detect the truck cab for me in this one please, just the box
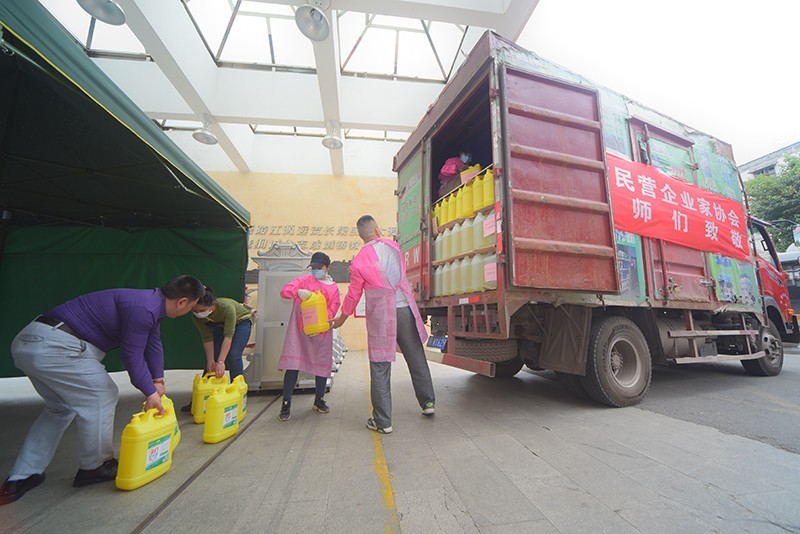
[751,217,800,344]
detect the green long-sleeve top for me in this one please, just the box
[191,297,254,343]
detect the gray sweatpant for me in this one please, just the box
[370,306,435,429]
[10,321,117,476]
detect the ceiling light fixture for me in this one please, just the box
[192,118,218,145]
[77,0,126,26]
[322,120,343,150]
[295,0,331,42]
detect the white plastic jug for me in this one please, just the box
[434,233,443,261]
[469,255,484,292]
[482,211,496,249]
[442,227,453,260]
[461,218,474,255]
[483,253,498,290]
[441,262,452,296]
[433,266,442,297]
[451,222,463,257]
[460,257,472,294]
[452,258,463,294]
[472,212,486,252]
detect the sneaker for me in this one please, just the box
[180,403,192,413]
[366,418,392,434]
[73,459,118,487]
[312,398,330,414]
[278,400,291,421]
[422,401,435,416]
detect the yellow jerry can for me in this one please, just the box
[116,403,177,491]
[232,374,248,423]
[482,168,495,209]
[160,396,181,452]
[301,290,329,336]
[203,385,241,444]
[191,372,230,424]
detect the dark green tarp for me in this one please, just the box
[0,1,251,377]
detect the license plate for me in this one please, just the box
[426,336,447,350]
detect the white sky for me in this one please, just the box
[517,0,799,165]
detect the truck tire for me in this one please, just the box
[580,316,652,407]
[450,337,518,362]
[741,321,784,376]
[493,358,524,378]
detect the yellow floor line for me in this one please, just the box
[362,355,400,533]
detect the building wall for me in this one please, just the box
[208,171,398,350]
[738,141,800,182]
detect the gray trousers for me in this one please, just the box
[370,307,435,428]
[10,321,117,476]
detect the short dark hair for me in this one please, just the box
[196,285,217,307]
[161,275,205,301]
[356,215,377,240]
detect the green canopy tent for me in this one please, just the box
[0,1,251,377]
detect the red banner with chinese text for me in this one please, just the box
[607,153,749,261]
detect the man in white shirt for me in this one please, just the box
[332,216,435,433]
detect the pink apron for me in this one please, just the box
[277,274,341,376]
[341,238,428,362]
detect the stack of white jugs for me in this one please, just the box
[432,169,498,296]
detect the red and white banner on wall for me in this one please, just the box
[607,153,749,261]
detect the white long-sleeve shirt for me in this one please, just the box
[369,240,409,308]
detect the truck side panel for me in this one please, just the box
[397,149,425,296]
[500,66,619,292]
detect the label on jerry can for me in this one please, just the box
[146,435,171,471]
[223,405,238,429]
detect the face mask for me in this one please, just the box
[460,154,471,164]
[311,269,326,279]
[193,309,212,319]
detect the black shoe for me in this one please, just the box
[73,459,118,487]
[278,400,291,421]
[0,474,46,505]
[180,402,192,413]
[313,397,330,414]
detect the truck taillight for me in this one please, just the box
[789,308,795,316]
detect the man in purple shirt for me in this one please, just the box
[0,275,204,505]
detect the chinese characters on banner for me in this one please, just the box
[607,153,749,261]
[247,225,398,254]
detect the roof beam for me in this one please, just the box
[309,7,344,175]
[117,0,250,172]
[264,0,534,36]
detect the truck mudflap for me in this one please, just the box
[424,348,495,377]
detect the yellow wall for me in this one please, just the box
[209,171,398,349]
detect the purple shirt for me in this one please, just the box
[47,288,167,397]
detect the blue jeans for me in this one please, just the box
[212,320,252,380]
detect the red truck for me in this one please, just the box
[394,32,798,407]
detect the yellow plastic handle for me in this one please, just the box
[145,405,172,419]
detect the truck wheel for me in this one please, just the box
[556,372,589,399]
[580,316,652,407]
[741,321,784,376]
[493,358,523,378]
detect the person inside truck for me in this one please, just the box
[331,215,435,434]
[438,150,472,197]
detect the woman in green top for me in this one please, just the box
[190,286,254,380]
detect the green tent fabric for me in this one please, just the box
[0,1,252,377]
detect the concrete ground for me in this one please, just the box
[1,351,799,533]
